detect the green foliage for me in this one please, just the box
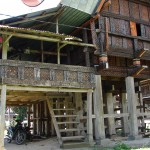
[12,106,27,121]
[113,143,131,150]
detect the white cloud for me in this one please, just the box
[0,0,61,20]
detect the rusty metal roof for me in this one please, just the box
[0,25,82,41]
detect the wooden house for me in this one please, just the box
[0,0,149,149]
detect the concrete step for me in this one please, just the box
[61,141,90,149]
[62,135,85,141]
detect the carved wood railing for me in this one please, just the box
[0,60,96,89]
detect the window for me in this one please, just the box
[130,21,141,36]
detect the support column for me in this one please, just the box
[125,77,139,139]
[93,75,105,144]
[0,85,7,150]
[106,93,116,136]
[87,89,93,144]
[121,93,129,136]
[75,93,82,109]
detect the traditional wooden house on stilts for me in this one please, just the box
[0,0,150,149]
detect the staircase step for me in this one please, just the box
[60,128,86,132]
[54,115,78,118]
[62,136,85,141]
[53,109,75,111]
[57,121,79,125]
[61,142,90,149]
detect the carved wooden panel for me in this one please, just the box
[140,5,149,22]
[7,66,18,79]
[129,2,140,19]
[112,36,123,48]
[111,0,119,14]
[119,0,129,17]
[145,25,150,38]
[40,68,49,80]
[0,60,95,89]
[110,18,130,35]
[24,67,34,80]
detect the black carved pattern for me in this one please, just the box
[69,71,77,82]
[40,68,49,80]
[55,70,64,81]
[24,67,34,79]
[7,66,18,78]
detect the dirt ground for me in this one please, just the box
[4,137,150,150]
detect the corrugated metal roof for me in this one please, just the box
[0,5,91,35]
[0,25,82,41]
[61,0,100,14]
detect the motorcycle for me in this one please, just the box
[6,120,32,145]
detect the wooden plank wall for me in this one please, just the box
[99,0,150,60]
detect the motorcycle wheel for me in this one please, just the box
[6,137,12,143]
[15,131,26,145]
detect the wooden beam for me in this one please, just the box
[25,49,67,56]
[101,0,111,11]
[0,31,96,48]
[104,17,109,52]
[96,0,106,14]
[136,48,149,58]
[5,85,91,93]
[3,35,12,44]
[133,66,148,77]
[46,98,62,146]
[2,35,9,60]
[71,0,111,36]
[6,12,58,26]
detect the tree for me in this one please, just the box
[12,106,27,121]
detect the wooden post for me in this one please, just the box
[121,93,129,136]
[75,93,82,109]
[2,35,9,60]
[0,85,7,150]
[125,77,139,139]
[44,100,48,135]
[27,105,31,128]
[87,89,93,144]
[41,41,44,62]
[57,43,60,64]
[106,93,116,136]
[83,29,90,67]
[93,75,105,144]
[56,17,59,34]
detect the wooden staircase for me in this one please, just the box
[46,98,87,148]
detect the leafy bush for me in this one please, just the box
[113,143,131,150]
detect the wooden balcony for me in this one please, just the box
[0,60,95,89]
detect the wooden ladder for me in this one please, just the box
[46,98,86,147]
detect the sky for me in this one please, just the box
[0,0,61,20]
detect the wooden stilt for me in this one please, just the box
[125,77,139,139]
[0,85,7,150]
[93,75,105,143]
[106,93,116,136]
[121,93,129,136]
[87,89,93,144]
